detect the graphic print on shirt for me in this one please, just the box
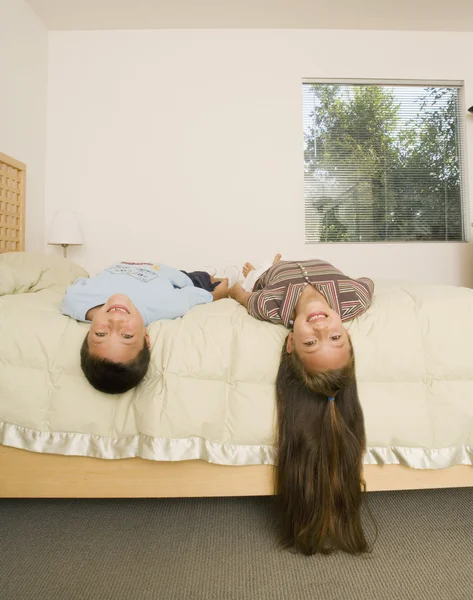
[105,263,160,283]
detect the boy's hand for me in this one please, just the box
[211,278,230,301]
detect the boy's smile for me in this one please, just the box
[86,294,150,363]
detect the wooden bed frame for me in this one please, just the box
[1,445,473,498]
[1,152,472,498]
[0,153,26,253]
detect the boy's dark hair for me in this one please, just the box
[80,333,151,394]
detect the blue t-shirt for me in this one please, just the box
[61,262,212,326]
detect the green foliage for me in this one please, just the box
[304,84,463,242]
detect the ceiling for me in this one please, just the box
[25,0,473,31]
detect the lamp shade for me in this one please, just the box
[48,211,83,246]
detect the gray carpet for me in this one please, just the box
[1,488,472,600]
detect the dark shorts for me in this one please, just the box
[181,271,219,292]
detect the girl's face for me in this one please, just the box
[287,297,351,374]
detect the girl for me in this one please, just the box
[230,255,374,555]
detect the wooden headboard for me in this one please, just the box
[0,153,26,253]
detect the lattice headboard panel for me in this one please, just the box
[0,153,26,253]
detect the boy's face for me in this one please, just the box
[87,294,150,363]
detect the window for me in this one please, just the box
[303,80,467,243]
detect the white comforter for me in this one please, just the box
[1,252,472,469]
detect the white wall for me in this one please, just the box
[1,0,48,251]
[46,30,473,284]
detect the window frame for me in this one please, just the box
[302,78,470,244]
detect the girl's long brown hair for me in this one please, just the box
[275,339,371,555]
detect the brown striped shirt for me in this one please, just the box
[247,260,374,328]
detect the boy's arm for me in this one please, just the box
[60,280,90,322]
[150,287,211,321]
[211,279,230,301]
[163,279,231,319]
[159,265,194,289]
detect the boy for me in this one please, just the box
[62,261,231,394]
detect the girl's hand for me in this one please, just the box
[229,282,243,300]
[229,283,251,309]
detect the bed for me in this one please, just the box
[1,250,473,497]
[1,155,473,498]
